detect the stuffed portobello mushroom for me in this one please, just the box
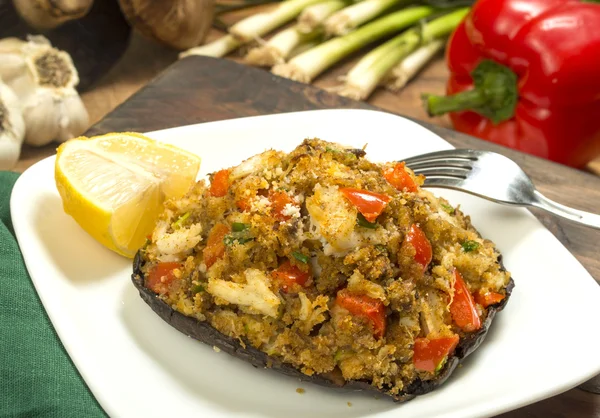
[131,138,514,401]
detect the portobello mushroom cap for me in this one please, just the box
[131,251,514,401]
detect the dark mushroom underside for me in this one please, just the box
[131,251,514,402]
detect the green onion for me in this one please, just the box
[292,251,310,263]
[180,0,328,59]
[440,203,454,214]
[179,34,242,59]
[229,0,329,42]
[224,224,254,245]
[232,222,250,232]
[382,38,445,92]
[288,38,322,58]
[324,0,412,36]
[357,213,378,229]
[375,244,387,252]
[214,0,286,15]
[435,356,447,373]
[334,349,350,362]
[245,25,323,68]
[224,235,255,246]
[339,7,469,100]
[461,240,479,252]
[297,0,351,33]
[326,146,357,164]
[191,284,205,294]
[272,5,435,83]
[172,212,190,230]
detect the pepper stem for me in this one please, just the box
[424,89,486,116]
[422,59,518,124]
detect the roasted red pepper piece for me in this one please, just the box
[146,262,181,294]
[236,198,252,212]
[269,190,296,221]
[405,224,432,271]
[384,162,418,193]
[413,335,460,372]
[271,260,310,293]
[475,290,505,308]
[450,269,481,332]
[424,0,600,168]
[336,289,386,338]
[209,169,230,197]
[203,223,230,268]
[339,187,391,223]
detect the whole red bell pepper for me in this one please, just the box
[423,0,600,168]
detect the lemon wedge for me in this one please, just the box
[54,132,201,258]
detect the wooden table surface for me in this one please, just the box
[10,12,600,417]
[12,17,600,176]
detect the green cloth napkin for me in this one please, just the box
[0,171,106,418]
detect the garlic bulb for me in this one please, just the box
[0,35,89,147]
[0,80,25,170]
[118,0,215,50]
[12,0,94,30]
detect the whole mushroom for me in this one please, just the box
[12,0,94,30]
[118,0,216,50]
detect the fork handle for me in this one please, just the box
[531,190,600,230]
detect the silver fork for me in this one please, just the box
[402,149,600,230]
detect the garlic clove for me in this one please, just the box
[19,85,89,147]
[0,81,25,170]
[12,0,94,30]
[0,38,28,83]
[55,94,89,142]
[0,132,23,170]
[0,35,89,147]
[20,89,61,147]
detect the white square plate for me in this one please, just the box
[11,109,600,418]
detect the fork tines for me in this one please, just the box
[402,149,483,180]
